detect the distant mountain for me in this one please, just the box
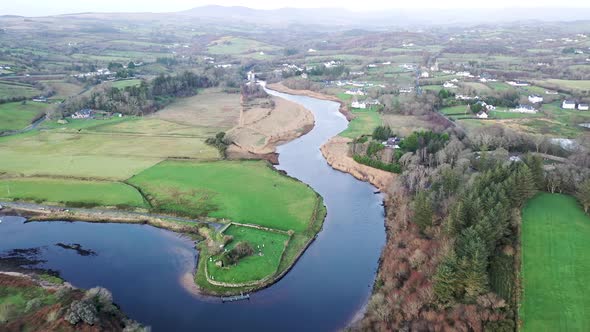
[179,6,590,27]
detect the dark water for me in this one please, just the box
[0,88,385,331]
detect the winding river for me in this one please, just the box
[0,88,385,331]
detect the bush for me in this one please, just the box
[372,126,394,141]
[65,300,98,326]
[221,241,254,266]
[353,155,402,173]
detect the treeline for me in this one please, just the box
[58,72,211,117]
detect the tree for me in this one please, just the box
[413,191,433,232]
[434,253,459,305]
[576,178,590,213]
[524,154,545,190]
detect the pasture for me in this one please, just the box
[0,102,50,132]
[129,160,319,232]
[207,36,280,55]
[0,177,146,207]
[340,106,382,138]
[111,79,142,89]
[0,81,42,99]
[206,225,289,283]
[536,79,590,92]
[520,194,590,332]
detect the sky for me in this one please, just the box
[2,0,590,16]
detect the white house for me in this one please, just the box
[511,105,537,114]
[545,90,559,95]
[443,82,457,88]
[351,100,366,109]
[308,48,317,53]
[399,88,414,93]
[247,71,256,82]
[456,71,473,77]
[578,103,589,111]
[506,81,530,87]
[476,111,489,119]
[562,100,577,110]
[345,89,366,96]
[421,71,430,78]
[528,95,544,104]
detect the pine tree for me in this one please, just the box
[461,249,489,301]
[413,191,433,232]
[524,154,545,190]
[434,253,459,305]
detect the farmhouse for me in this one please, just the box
[456,71,473,77]
[32,96,48,103]
[507,81,530,87]
[399,87,414,94]
[528,95,544,103]
[511,105,537,114]
[351,100,366,109]
[562,100,577,109]
[383,136,401,148]
[578,103,589,111]
[71,109,94,119]
[345,89,366,96]
[476,111,489,119]
[545,90,559,95]
[420,71,430,78]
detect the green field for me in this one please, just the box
[537,79,590,91]
[340,106,382,138]
[520,193,590,331]
[207,37,280,55]
[0,81,42,99]
[129,160,319,231]
[440,105,470,116]
[489,110,542,119]
[0,177,146,207]
[206,225,289,283]
[0,102,50,132]
[111,79,142,89]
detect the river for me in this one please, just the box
[0,87,385,331]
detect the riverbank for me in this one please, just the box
[268,82,395,192]
[0,271,147,331]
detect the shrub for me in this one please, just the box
[221,241,254,266]
[25,298,43,313]
[372,126,394,141]
[353,155,402,173]
[65,300,98,326]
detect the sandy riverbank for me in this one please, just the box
[227,95,315,158]
[267,82,394,192]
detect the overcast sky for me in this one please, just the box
[2,0,590,16]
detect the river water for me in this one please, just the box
[0,88,385,331]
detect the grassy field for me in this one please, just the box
[207,36,280,55]
[489,110,542,119]
[0,81,42,99]
[0,102,50,132]
[536,79,590,92]
[440,105,470,116]
[0,177,146,207]
[129,160,319,231]
[520,193,590,332]
[111,79,142,89]
[340,106,382,138]
[0,114,220,180]
[206,225,289,283]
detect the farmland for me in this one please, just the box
[0,81,42,99]
[520,194,590,332]
[0,102,51,132]
[339,106,382,138]
[0,177,146,208]
[129,160,320,232]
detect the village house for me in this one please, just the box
[71,109,94,119]
[247,71,256,82]
[443,82,457,88]
[32,96,48,103]
[300,73,308,79]
[420,71,430,78]
[307,48,317,53]
[562,100,577,110]
[324,60,341,68]
[545,90,559,95]
[476,111,489,119]
[399,87,414,94]
[506,81,530,87]
[345,89,366,96]
[456,71,473,77]
[351,100,366,109]
[455,94,479,101]
[528,95,544,104]
[476,101,496,111]
[383,136,401,148]
[578,103,589,111]
[511,105,537,114]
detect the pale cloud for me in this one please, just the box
[2,0,590,16]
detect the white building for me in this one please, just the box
[578,103,589,111]
[351,100,366,109]
[443,82,457,88]
[456,71,473,77]
[506,81,530,87]
[562,100,577,110]
[345,89,366,96]
[308,48,317,53]
[511,105,537,114]
[528,95,544,104]
[545,90,559,95]
[476,111,489,119]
